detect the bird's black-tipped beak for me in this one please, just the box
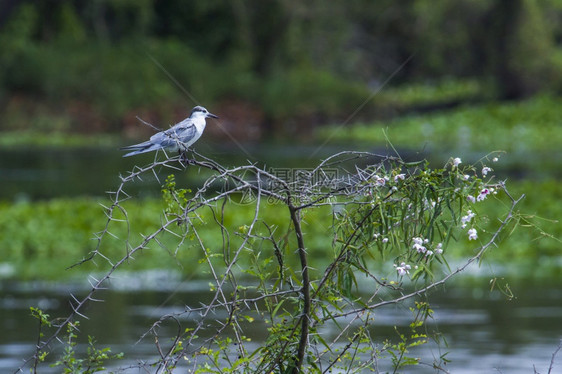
[208,113,219,119]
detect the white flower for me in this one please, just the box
[394,173,406,182]
[435,243,443,254]
[477,188,490,202]
[413,238,424,248]
[412,237,427,253]
[413,244,426,253]
[382,237,389,244]
[395,262,411,276]
[374,176,386,187]
[463,174,471,181]
[482,167,492,177]
[461,210,476,228]
[492,157,499,162]
[467,195,476,203]
[426,250,433,256]
[453,157,462,167]
[468,228,478,240]
[373,233,380,239]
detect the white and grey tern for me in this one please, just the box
[121,106,218,157]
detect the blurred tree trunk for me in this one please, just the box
[491,0,556,99]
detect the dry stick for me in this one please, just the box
[68,158,176,269]
[262,203,311,373]
[139,288,300,338]
[154,316,182,373]
[136,288,301,368]
[547,339,562,374]
[265,159,404,373]
[262,222,287,288]
[288,204,311,374]
[19,157,192,372]
[319,311,368,373]
[17,154,281,373]
[168,174,265,369]
[16,216,183,373]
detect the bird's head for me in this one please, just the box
[190,106,219,119]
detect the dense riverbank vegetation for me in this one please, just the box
[319,95,562,153]
[2,1,562,141]
[1,178,559,280]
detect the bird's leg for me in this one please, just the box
[179,149,188,165]
[178,147,193,166]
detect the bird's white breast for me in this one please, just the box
[193,117,207,134]
[185,117,206,147]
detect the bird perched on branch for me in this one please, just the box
[121,106,218,157]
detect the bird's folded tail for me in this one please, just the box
[120,141,159,157]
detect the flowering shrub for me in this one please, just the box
[20,151,523,373]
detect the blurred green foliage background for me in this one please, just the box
[1,0,561,139]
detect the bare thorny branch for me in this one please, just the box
[18,150,528,373]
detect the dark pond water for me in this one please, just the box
[0,143,350,200]
[1,272,561,373]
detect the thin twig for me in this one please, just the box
[547,339,562,374]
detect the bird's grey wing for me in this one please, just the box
[156,123,197,146]
[121,120,196,156]
[148,130,176,149]
[174,124,198,143]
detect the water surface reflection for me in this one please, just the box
[1,273,560,373]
